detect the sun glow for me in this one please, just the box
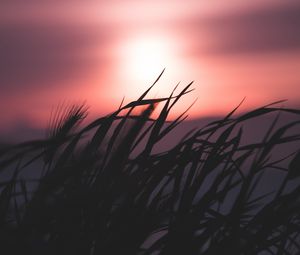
[118,35,180,96]
[112,34,201,118]
[126,37,170,80]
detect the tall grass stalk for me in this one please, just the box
[0,74,299,254]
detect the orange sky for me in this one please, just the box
[1,0,300,133]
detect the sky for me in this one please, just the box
[1,0,300,136]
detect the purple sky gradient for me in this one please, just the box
[1,0,300,138]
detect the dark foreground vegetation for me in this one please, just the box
[0,75,300,254]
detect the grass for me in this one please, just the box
[0,72,300,254]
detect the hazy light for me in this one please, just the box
[121,36,172,81]
[115,34,187,98]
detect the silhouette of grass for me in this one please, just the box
[0,72,299,254]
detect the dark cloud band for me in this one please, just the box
[191,3,300,55]
[0,23,109,92]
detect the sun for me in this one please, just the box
[114,34,196,115]
[127,37,170,81]
[118,35,176,92]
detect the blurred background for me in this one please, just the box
[1,0,300,141]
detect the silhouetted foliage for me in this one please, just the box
[0,72,299,254]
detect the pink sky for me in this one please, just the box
[1,0,300,133]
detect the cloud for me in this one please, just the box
[0,22,110,93]
[188,2,300,55]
